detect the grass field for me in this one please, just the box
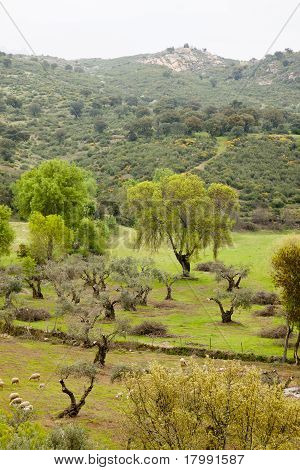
[1,223,297,359]
[0,336,299,448]
[0,222,299,447]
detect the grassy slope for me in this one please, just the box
[0,336,299,449]
[3,222,298,359]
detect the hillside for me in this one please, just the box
[0,47,299,225]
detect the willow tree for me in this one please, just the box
[207,183,239,260]
[127,173,212,277]
[272,236,300,363]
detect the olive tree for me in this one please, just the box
[57,362,97,418]
[69,304,129,366]
[111,257,156,306]
[214,264,249,292]
[155,270,179,300]
[21,256,44,299]
[209,288,253,323]
[44,259,83,305]
[77,254,111,296]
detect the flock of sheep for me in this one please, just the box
[0,373,45,412]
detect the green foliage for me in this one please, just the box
[47,424,90,450]
[29,212,72,263]
[0,204,14,257]
[127,173,236,275]
[124,360,300,449]
[272,236,300,324]
[75,218,109,255]
[13,159,96,228]
[201,135,299,219]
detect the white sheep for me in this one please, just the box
[11,377,20,385]
[24,405,33,412]
[0,380,4,390]
[29,373,40,381]
[19,401,31,409]
[115,392,123,399]
[38,383,45,389]
[9,392,19,402]
[180,357,187,368]
[10,397,23,406]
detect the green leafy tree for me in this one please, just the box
[272,236,300,363]
[127,173,212,277]
[0,204,14,257]
[94,118,107,133]
[29,212,73,263]
[13,159,95,228]
[69,100,84,118]
[75,218,109,255]
[28,102,41,117]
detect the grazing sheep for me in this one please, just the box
[9,392,19,402]
[19,401,31,409]
[24,405,33,412]
[0,380,4,389]
[115,392,123,399]
[10,397,22,406]
[180,358,187,368]
[11,377,20,385]
[29,373,40,381]
[38,383,45,389]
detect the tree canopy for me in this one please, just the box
[0,204,14,257]
[127,173,237,276]
[13,159,96,228]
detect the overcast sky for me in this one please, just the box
[0,0,299,60]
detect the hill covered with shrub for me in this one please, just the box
[0,47,299,225]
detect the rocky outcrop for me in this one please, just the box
[137,47,230,73]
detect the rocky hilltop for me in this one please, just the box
[136,46,233,72]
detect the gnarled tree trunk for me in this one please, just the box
[210,297,234,323]
[93,336,109,367]
[175,252,191,278]
[165,285,173,300]
[294,330,300,365]
[282,323,293,363]
[57,377,94,418]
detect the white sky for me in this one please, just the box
[0,0,299,60]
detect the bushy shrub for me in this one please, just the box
[15,307,50,322]
[16,244,29,258]
[252,291,279,305]
[47,424,90,450]
[131,321,168,337]
[195,261,224,272]
[254,305,276,317]
[260,325,288,339]
[111,364,148,383]
[124,360,300,449]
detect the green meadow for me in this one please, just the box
[3,222,297,359]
